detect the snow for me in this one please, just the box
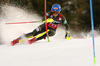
[0,38,100,66]
[0,5,100,66]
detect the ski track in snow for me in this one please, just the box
[0,5,100,66]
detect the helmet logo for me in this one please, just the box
[54,7,58,10]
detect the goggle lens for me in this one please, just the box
[52,11,59,14]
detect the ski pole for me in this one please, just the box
[5,18,53,24]
[5,21,42,24]
[73,37,87,39]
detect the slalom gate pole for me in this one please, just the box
[90,0,96,65]
[44,0,50,42]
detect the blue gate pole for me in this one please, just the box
[90,0,96,65]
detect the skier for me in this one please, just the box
[11,4,71,46]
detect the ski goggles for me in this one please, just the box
[52,11,59,14]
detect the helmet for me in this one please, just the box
[51,4,61,12]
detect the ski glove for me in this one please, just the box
[43,18,53,23]
[65,31,71,40]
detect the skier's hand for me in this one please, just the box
[43,18,53,23]
[65,31,71,40]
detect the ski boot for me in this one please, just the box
[11,38,19,46]
[28,37,37,44]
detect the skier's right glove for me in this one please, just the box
[65,31,71,40]
[43,18,53,23]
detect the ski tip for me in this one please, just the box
[28,40,32,45]
[11,41,14,46]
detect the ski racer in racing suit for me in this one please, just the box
[11,4,71,46]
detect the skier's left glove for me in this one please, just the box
[65,31,71,40]
[43,18,53,23]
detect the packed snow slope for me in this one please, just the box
[0,5,100,66]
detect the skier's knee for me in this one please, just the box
[48,30,55,36]
[35,27,42,32]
